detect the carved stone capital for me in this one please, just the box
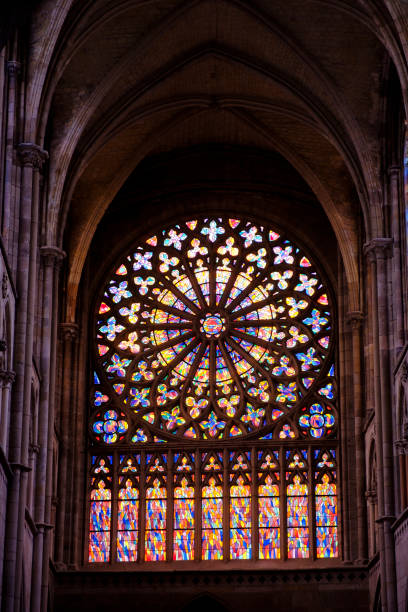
[388,165,401,179]
[346,311,365,329]
[17,143,49,170]
[363,238,393,261]
[0,369,15,387]
[29,444,40,456]
[7,61,21,78]
[59,322,79,341]
[40,246,66,268]
[395,440,408,455]
[365,489,377,502]
[376,515,396,524]
[35,522,54,531]
[10,462,32,473]
[54,562,67,572]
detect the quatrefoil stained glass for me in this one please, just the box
[93,217,335,442]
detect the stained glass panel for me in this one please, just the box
[287,475,309,559]
[258,475,280,559]
[174,477,195,560]
[145,478,166,561]
[92,217,334,444]
[117,478,138,562]
[315,473,338,558]
[89,216,339,565]
[89,483,111,562]
[202,477,223,560]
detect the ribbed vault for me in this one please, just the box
[25,0,406,319]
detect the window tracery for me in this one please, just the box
[88,216,338,564]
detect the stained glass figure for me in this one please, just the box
[202,476,223,560]
[145,453,167,561]
[315,449,338,558]
[174,477,195,561]
[286,450,309,559]
[229,452,251,559]
[258,449,281,559]
[89,456,112,562]
[117,478,139,561]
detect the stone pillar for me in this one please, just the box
[388,166,405,355]
[346,310,367,562]
[2,143,48,612]
[395,441,408,511]
[365,238,397,612]
[31,246,65,612]
[41,252,64,610]
[365,489,378,557]
[2,61,21,261]
[55,323,78,567]
[0,369,16,451]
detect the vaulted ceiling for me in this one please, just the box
[28,0,407,317]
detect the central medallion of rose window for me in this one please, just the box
[200,313,226,338]
[93,217,334,443]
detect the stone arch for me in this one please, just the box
[180,594,230,612]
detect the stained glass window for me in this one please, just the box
[88,216,338,563]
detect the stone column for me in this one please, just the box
[365,489,378,557]
[395,440,408,511]
[2,61,21,261]
[0,369,16,451]
[346,310,367,562]
[42,253,64,610]
[31,246,65,612]
[54,323,78,567]
[3,143,48,612]
[388,166,405,355]
[365,239,396,612]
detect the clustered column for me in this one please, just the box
[346,310,367,562]
[55,323,79,568]
[3,143,48,612]
[364,238,396,612]
[31,246,65,612]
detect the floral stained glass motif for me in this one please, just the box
[92,217,333,443]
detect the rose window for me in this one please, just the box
[92,217,335,442]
